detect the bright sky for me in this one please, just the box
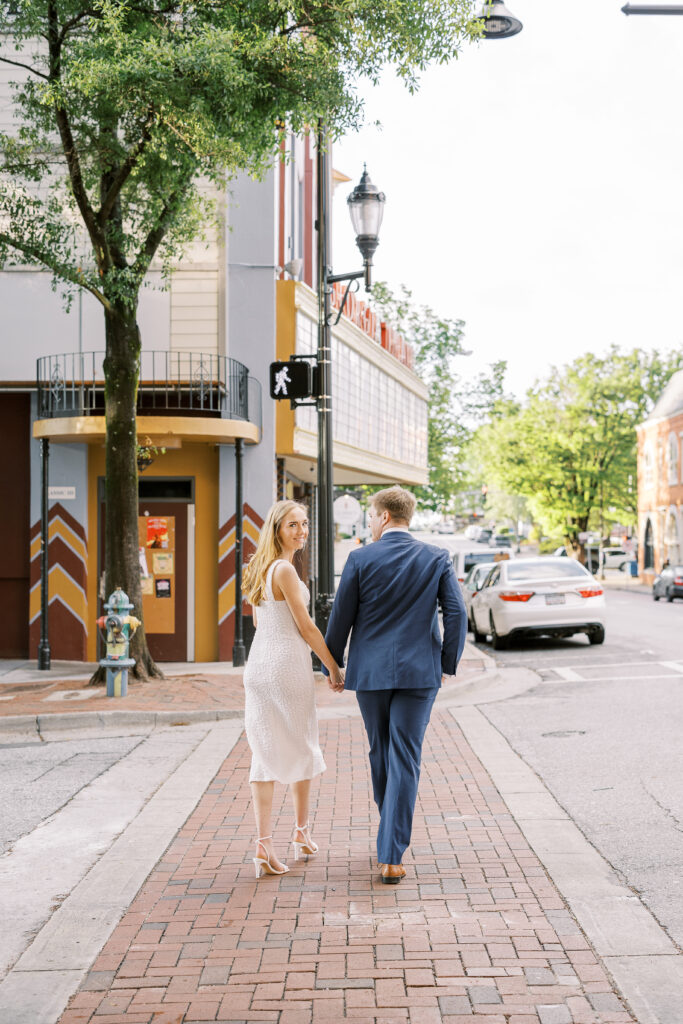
[332,0,683,398]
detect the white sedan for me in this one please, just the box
[470,557,606,649]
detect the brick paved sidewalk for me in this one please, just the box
[57,708,632,1024]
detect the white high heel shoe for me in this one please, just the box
[253,836,289,878]
[292,822,319,861]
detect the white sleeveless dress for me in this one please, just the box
[243,559,326,784]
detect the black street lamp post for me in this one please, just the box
[314,124,385,636]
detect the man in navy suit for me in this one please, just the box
[325,486,467,883]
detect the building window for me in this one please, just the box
[643,519,655,570]
[668,433,679,487]
[294,309,428,467]
[664,510,680,566]
[643,445,654,489]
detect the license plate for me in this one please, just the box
[545,593,566,605]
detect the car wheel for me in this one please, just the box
[470,614,487,644]
[653,589,660,601]
[619,562,629,572]
[666,588,674,603]
[489,613,508,650]
[588,625,605,645]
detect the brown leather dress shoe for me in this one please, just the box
[380,863,406,884]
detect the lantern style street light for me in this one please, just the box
[477,0,523,38]
[347,167,386,289]
[315,130,385,638]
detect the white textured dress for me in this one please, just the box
[243,559,326,784]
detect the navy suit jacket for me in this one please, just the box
[324,531,467,691]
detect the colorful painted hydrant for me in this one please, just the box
[96,588,141,698]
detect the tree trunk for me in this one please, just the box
[89,304,163,683]
[566,515,590,566]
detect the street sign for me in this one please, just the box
[269,360,313,400]
[333,494,362,527]
[48,486,76,500]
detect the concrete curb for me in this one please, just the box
[0,707,241,740]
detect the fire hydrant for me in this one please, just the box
[96,587,141,698]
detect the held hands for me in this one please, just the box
[328,665,345,693]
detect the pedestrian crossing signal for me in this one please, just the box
[269,360,313,400]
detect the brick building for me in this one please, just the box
[637,369,683,578]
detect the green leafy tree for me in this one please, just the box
[370,283,506,511]
[472,347,683,562]
[0,0,481,676]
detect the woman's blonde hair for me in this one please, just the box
[242,500,308,606]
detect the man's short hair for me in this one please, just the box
[371,486,417,524]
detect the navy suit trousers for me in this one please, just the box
[356,687,439,865]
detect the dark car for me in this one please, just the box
[489,533,512,548]
[476,528,493,544]
[653,565,683,602]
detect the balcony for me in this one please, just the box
[34,351,262,446]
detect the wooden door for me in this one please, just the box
[137,503,187,661]
[0,395,30,657]
[99,500,188,662]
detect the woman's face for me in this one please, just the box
[278,506,308,553]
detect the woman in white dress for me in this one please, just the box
[242,500,344,878]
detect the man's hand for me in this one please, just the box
[442,673,456,685]
[328,666,345,693]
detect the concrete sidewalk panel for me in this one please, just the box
[15,720,242,976]
[604,953,683,1024]
[0,970,83,1024]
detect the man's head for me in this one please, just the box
[368,486,417,541]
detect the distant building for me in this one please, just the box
[636,370,683,577]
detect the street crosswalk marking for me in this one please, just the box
[554,666,583,681]
[659,661,683,675]
[550,661,683,683]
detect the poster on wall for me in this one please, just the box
[155,578,172,599]
[141,576,154,596]
[139,547,149,577]
[153,552,174,575]
[146,517,169,548]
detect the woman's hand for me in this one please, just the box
[328,664,345,692]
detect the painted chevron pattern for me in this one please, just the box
[29,503,88,661]
[218,503,263,661]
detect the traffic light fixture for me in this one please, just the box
[269,358,317,406]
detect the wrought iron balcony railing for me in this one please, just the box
[37,350,262,429]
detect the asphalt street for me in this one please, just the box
[470,586,683,951]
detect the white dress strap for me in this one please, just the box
[265,559,285,601]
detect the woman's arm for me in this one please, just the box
[273,562,344,687]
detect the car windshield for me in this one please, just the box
[506,560,590,580]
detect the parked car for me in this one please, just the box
[452,548,511,584]
[470,556,606,649]
[477,528,493,544]
[489,533,512,548]
[461,561,496,630]
[652,565,683,602]
[601,547,632,571]
[551,546,599,574]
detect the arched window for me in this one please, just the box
[668,433,679,487]
[643,445,654,488]
[665,511,680,566]
[643,519,655,570]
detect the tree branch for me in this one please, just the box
[46,1,107,268]
[0,56,49,81]
[0,231,111,311]
[133,185,188,279]
[98,111,155,225]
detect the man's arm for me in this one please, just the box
[438,552,467,675]
[323,552,360,675]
